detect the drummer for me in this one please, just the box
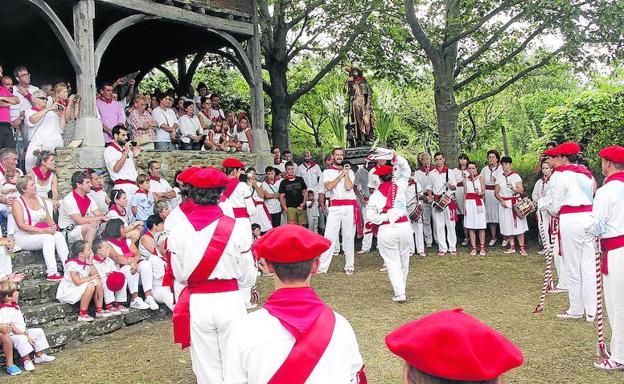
[406,171,426,257]
[494,156,528,255]
[426,152,458,256]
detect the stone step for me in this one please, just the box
[23,302,75,326]
[11,249,42,268]
[18,279,59,304]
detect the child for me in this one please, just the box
[306,190,319,233]
[56,241,105,322]
[0,281,55,372]
[92,239,127,316]
[0,321,20,375]
[251,223,262,243]
[138,215,174,311]
[130,174,154,225]
[251,223,272,278]
[86,168,109,213]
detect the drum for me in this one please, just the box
[513,197,536,218]
[409,204,423,222]
[432,194,452,211]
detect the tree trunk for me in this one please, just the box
[433,77,459,162]
[268,62,292,150]
[501,124,510,156]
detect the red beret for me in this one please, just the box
[544,141,580,157]
[385,308,524,381]
[374,165,393,176]
[106,271,126,292]
[187,167,231,188]
[176,166,202,184]
[222,158,246,169]
[599,145,624,164]
[252,224,331,263]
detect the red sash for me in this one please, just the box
[172,215,236,349]
[107,237,133,256]
[485,185,496,191]
[434,194,458,222]
[254,200,272,222]
[330,199,363,237]
[220,178,239,202]
[600,235,624,275]
[114,179,138,187]
[560,205,592,215]
[72,190,92,217]
[233,207,250,218]
[465,192,483,206]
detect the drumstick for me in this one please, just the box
[533,212,554,314]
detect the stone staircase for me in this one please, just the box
[1,250,170,362]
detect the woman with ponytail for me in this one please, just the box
[28,150,59,211]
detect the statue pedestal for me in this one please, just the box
[344,146,373,166]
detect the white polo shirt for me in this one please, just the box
[58,191,99,229]
[103,143,138,184]
[151,106,178,143]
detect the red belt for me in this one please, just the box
[254,201,271,222]
[232,207,250,218]
[330,199,363,237]
[485,185,496,191]
[380,216,408,226]
[560,205,592,215]
[173,279,239,349]
[114,179,138,186]
[502,196,518,226]
[600,234,624,275]
[465,192,483,206]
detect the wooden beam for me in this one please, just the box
[25,0,82,74]
[95,14,157,74]
[97,0,254,36]
[206,28,254,82]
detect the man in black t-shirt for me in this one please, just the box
[278,161,308,227]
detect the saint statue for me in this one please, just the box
[346,66,374,147]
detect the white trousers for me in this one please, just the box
[190,290,246,384]
[361,226,373,252]
[152,285,175,311]
[14,232,69,275]
[422,203,433,246]
[12,328,49,357]
[410,221,425,254]
[116,264,140,302]
[432,207,457,253]
[237,250,257,306]
[102,275,126,305]
[378,222,413,297]
[319,205,355,272]
[559,212,597,317]
[604,247,624,364]
[138,260,154,292]
[543,214,568,290]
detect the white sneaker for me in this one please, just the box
[77,314,94,322]
[23,360,35,372]
[34,354,56,364]
[130,297,150,310]
[488,239,497,246]
[586,314,596,323]
[144,296,159,311]
[502,239,509,247]
[96,310,113,318]
[392,295,407,303]
[357,249,369,254]
[461,239,469,246]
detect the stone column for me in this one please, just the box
[73,0,104,147]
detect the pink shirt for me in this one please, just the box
[0,87,12,123]
[96,97,126,143]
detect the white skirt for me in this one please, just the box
[484,189,499,223]
[56,280,91,304]
[455,187,465,215]
[464,199,486,229]
[498,204,528,236]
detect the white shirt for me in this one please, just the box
[366,179,409,224]
[178,115,201,143]
[10,84,39,121]
[453,168,469,187]
[149,177,174,198]
[548,169,594,215]
[88,189,109,213]
[224,308,363,384]
[496,172,522,198]
[58,191,99,229]
[0,306,27,333]
[272,160,287,174]
[152,106,178,143]
[24,108,63,146]
[480,164,505,189]
[227,182,257,216]
[103,144,138,183]
[296,162,322,193]
[261,179,282,214]
[592,176,624,238]
[414,167,433,193]
[322,168,356,200]
[428,167,457,196]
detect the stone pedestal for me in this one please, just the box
[73,117,104,147]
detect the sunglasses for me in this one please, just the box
[36,97,47,100]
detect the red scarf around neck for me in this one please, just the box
[72,189,91,217]
[65,257,89,269]
[109,203,126,217]
[109,142,124,153]
[185,205,224,231]
[378,181,395,213]
[435,166,449,174]
[91,186,103,192]
[263,287,328,342]
[604,171,624,185]
[149,175,161,182]
[0,303,20,310]
[32,166,52,181]
[303,160,316,169]
[420,165,434,173]
[555,164,593,179]
[99,96,113,104]
[107,237,132,256]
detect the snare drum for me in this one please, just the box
[433,194,452,211]
[409,204,423,222]
[513,197,536,218]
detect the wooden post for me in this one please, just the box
[73,0,104,147]
[249,0,269,152]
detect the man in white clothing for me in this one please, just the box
[590,146,624,371]
[147,161,177,206]
[414,153,434,247]
[224,225,366,384]
[103,125,140,198]
[480,150,505,246]
[318,148,360,275]
[296,150,322,192]
[427,152,458,255]
[541,142,597,321]
[169,167,254,384]
[151,93,178,151]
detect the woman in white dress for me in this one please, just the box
[178,101,204,150]
[106,189,143,243]
[453,154,470,246]
[28,150,59,211]
[495,156,528,255]
[11,177,69,281]
[246,168,272,233]
[463,162,487,256]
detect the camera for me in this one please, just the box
[130,141,137,147]
[55,105,63,112]
[343,164,351,171]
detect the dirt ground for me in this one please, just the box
[7,247,623,383]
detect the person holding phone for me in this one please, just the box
[23,90,66,172]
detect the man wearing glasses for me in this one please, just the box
[11,66,40,142]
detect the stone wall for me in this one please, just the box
[55,148,257,196]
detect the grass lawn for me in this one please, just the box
[8,246,621,383]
